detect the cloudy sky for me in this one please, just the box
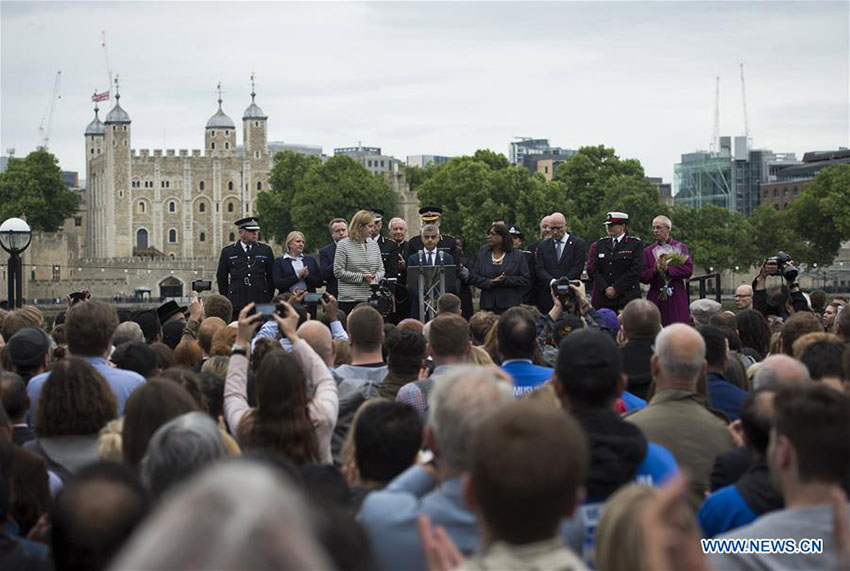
[1,1,847,186]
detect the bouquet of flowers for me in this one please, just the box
[654,245,688,301]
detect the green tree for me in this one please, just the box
[747,205,799,265]
[290,155,397,251]
[671,205,751,273]
[0,150,79,231]
[256,151,322,244]
[788,164,850,267]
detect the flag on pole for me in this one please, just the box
[92,90,110,102]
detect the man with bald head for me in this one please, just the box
[627,323,733,507]
[534,212,586,312]
[752,354,810,390]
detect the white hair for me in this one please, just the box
[653,215,672,229]
[654,323,705,383]
[388,217,407,229]
[752,355,811,390]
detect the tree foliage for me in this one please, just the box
[257,152,397,252]
[0,150,79,232]
[787,164,850,267]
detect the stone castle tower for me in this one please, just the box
[84,79,272,260]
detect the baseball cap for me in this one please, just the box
[7,327,52,368]
[556,328,623,381]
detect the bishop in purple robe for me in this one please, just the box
[640,215,694,326]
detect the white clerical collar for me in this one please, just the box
[284,253,303,260]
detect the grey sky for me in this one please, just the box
[1,1,847,186]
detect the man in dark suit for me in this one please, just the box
[319,218,348,298]
[406,225,456,321]
[216,217,274,319]
[587,212,644,311]
[534,212,587,312]
[404,206,457,262]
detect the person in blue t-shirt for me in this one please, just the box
[496,307,553,397]
[698,388,783,538]
[550,329,678,562]
[699,325,747,421]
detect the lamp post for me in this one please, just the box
[0,218,32,308]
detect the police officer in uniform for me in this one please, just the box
[587,211,644,311]
[216,217,274,319]
[508,224,537,305]
[370,209,399,282]
[404,206,457,261]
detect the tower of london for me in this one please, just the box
[84,81,271,261]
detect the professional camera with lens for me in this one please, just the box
[552,277,580,313]
[368,278,397,318]
[768,251,798,282]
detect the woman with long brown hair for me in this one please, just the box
[224,301,338,464]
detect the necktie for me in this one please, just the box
[246,244,252,255]
[555,240,563,261]
[427,252,433,266]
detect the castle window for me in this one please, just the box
[169,201,176,213]
[255,121,259,127]
[123,140,127,146]
[211,130,215,136]
[199,202,206,213]
[91,149,94,155]
[228,181,233,191]
[227,203,234,213]
[199,232,206,242]
[255,151,260,159]
[169,229,177,243]
[161,181,165,188]
[138,201,146,213]
[136,228,149,249]
[225,142,229,150]
[200,181,205,191]
[74,217,82,227]
[257,181,262,190]
[225,130,229,136]
[170,253,176,260]
[211,142,215,150]
[166,181,170,188]
[123,125,127,131]
[229,232,235,242]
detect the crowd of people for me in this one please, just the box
[1,206,850,571]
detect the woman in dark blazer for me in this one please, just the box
[467,223,530,315]
[272,231,323,295]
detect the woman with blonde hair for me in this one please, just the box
[272,230,322,296]
[333,210,384,315]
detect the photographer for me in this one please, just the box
[535,279,608,366]
[752,253,810,319]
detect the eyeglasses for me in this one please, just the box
[549,225,564,230]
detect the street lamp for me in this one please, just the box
[0,217,32,308]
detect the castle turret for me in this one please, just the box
[103,80,133,257]
[205,83,235,157]
[84,104,105,257]
[243,74,268,161]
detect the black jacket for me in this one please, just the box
[621,338,655,400]
[375,235,399,280]
[404,234,457,262]
[216,242,274,316]
[319,242,338,297]
[271,255,323,295]
[535,235,587,311]
[587,235,644,310]
[467,248,529,314]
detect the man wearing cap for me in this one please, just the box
[156,300,186,325]
[508,225,537,305]
[6,327,52,384]
[587,212,644,311]
[216,217,274,319]
[534,212,587,313]
[403,206,457,262]
[369,209,399,283]
[640,215,693,326]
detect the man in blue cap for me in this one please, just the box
[216,217,274,319]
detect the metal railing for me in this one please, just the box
[687,273,722,303]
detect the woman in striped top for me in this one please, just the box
[333,210,385,314]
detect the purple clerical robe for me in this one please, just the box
[640,239,694,326]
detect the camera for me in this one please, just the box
[368,278,397,318]
[768,252,798,282]
[192,279,212,293]
[552,277,575,302]
[303,292,324,304]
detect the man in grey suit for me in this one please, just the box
[534,212,586,312]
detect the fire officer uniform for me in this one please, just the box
[587,211,644,311]
[216,217,274,319]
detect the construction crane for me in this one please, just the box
[740,63,751,146]
[37,70,62,151]
[711,76,720,155]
